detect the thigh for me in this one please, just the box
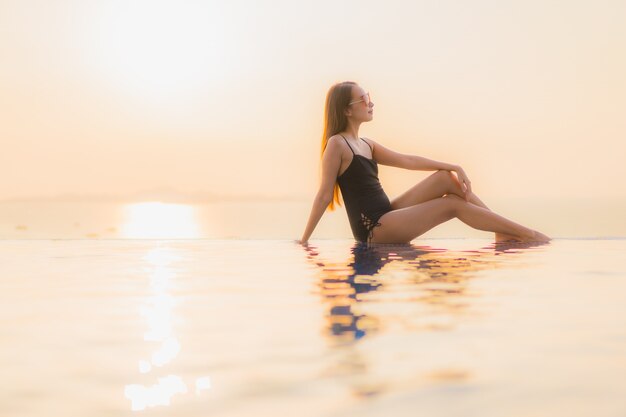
[390,170,461,210]
[371,196,457,243]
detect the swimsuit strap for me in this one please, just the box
[360,137,373,153]
[339,134,356,155]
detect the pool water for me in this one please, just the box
[1,238,625,417]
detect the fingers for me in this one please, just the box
[461,175,471,192]
[453,169,472,199]
[456,170,472,200]
[463,181,472,201]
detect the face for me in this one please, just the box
[346,85,374,120]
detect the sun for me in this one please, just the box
[121,202,201,239]
[83,0,226,100]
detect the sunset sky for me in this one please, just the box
[1,0,624,203]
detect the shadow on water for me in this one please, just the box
[298,239,550,396]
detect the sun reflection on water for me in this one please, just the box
[124,245,211,411]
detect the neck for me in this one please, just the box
[342,120,361,141]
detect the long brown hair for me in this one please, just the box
[320,81,357,211]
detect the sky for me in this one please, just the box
[1,0,625,203]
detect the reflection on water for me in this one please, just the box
[2,238,625,417]
[124,246,211,411]
[306,240,545,344]
[301,239,550,397]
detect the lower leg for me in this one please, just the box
[447,188,519,242]
[453,199,535,240]
[461,190,490,210]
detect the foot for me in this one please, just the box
[521,230,551,243]
[534,230,552,242]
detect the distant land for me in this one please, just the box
[0,186,306,203]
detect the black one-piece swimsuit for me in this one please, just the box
[336,135,393,244]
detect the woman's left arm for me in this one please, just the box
[366,137,457,171]
[365,137,472,198]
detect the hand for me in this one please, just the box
[452,166,472,201]
[295,239,320,257]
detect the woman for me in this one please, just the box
[297,81,551,245]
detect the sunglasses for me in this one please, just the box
[348,92,371,106]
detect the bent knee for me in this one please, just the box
[435,170,465,195]
[433,169,458,188]
[433,169,451,180]
[442,194,466,216]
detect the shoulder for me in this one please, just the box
[361,136,378,149]
[322,135,347,159]
[325,135,347,153]
[327,134,343,146]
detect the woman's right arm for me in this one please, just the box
[298,136,343,244]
